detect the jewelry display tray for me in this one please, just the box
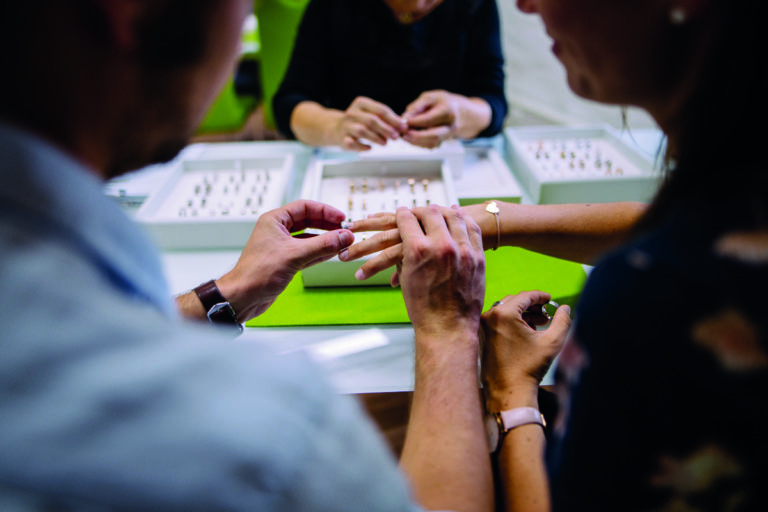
[504,125,662,204]
[135,143,299,249]
[300,157,458,287]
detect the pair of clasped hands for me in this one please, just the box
[335,92,463,151]
[225,198,570,407]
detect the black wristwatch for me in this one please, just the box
[194,280,243,335]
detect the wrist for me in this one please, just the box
[456,96,491,139]
[415,325,480,346]
[464,203,495,250]
[326,110,348,146]
[415,327,480,363]
[484,382,540,412]
[192,279,244,334]
[214,272,252,324]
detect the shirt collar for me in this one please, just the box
[0,122,175,316]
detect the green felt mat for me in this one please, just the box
[246,247,587,327]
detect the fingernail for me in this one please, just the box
[339,231,354,246]
[562,305,571,317]
[355,268,366,280]
[338,249,349,261]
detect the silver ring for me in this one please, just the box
[542,301,560,319]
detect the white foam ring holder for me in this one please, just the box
[301,156,458,287]
[504,125,662,204]
[135,144,295,249]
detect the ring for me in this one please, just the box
[542,301,561,319]
[491,300,503,308]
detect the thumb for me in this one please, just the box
[295,230,354,270]
[404,95,433,117]
[548,304,572,339]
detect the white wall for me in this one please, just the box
[499,3,658,131]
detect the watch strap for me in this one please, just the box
[498,407,546,433]
[194,280,242,333]
[194,280,228,313]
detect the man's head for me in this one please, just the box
[0,0,250,179]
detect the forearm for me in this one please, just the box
[455,96,492,139]
[490,387,550,512]
[499,424,550,512]
[176,291,206,320]
[400,332,494,512]
[290,101,345,147]
[466,201,647,264]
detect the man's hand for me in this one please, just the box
[178,200,354,323]
[397,205,485,341]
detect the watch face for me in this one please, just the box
[208,302,243,334]
[484,414,500,453]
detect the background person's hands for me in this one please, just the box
[480,291,571,411]
[216,200,354,321]
[402,90,460,148]
[334,96,408,151]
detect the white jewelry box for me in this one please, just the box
[135,142,305,249]
[319,138,465,178]
[454,142,523,205]
[504,125,662,204]
[301,156,458,287]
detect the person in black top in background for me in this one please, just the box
[273,0,507,150]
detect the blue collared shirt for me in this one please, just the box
[0,123,421,511]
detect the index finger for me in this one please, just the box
[405,108,452,129]
[396,207,428,244]
[403,93,435,117]
[403,126,451,148]
[278,199,346,233]
[359,98,407,132]
[507,291,553,315]
[346,213,397,232]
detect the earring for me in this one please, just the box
[669,6,687,25]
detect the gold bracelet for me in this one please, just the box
[485,201,500,251]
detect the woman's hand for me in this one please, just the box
[334,96,407,151]
[397,205,486,341]
[339,212,402,284]
[481,291,571,411]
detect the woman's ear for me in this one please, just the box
[668,0,712,24]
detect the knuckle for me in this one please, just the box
[435,240,458,261]
[407,239,431,261]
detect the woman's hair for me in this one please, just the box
[634,0,768,234]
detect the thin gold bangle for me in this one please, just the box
[485,201,500,251]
